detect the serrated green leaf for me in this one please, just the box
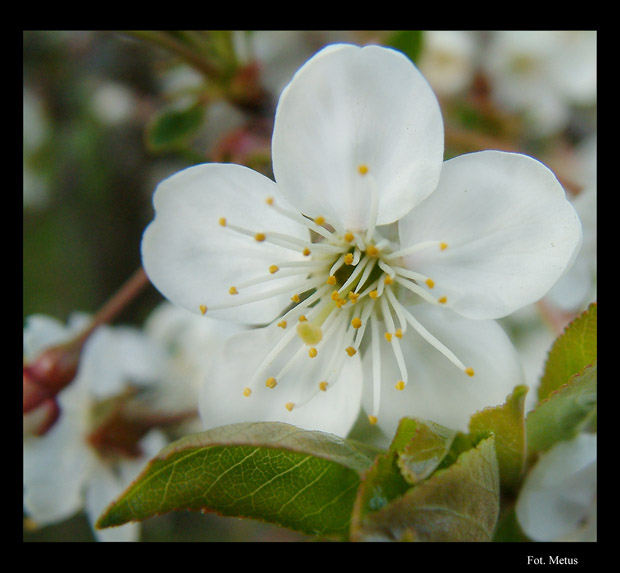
[396,419,457,485]
[469,385,528,492]
[146,101,205,151]
[351,436,500,542]
[538,302,597,402]
[526,361,597,453]
[96,422,375,537]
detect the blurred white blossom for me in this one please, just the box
[23,314,169,541]
[483,31,596,136]
[516,433,597,541]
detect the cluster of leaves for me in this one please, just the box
[96,303,596,541]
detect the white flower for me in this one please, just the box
[23,315,168,542]
[483,31,597,136]
[516,433,597,541]
[141,44,581,438]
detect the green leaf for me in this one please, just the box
[526,361,597,453]
[386,31,425,63]
[538,302,597,402]
[469,385,528,492]
[350,436,500,542]
[145,101,205,152]
[396,419,457,485]
[96,422,375,537]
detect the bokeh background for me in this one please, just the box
[23,30,596,542]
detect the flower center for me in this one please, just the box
[204,167,474,425]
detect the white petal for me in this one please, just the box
[23,381,94,525]
[85,465,141,542]
[272,43,444,232]
[516,433,597,541]
[362,305,524,436]
[142,163,310,325]
[199,323,363,437]
[398,151,582,319]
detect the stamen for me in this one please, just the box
[285,402,295,412]
[401,306,470,373]
[243,387,252,397]
[319,381,328,391]
[440,242,448,251]
[390,265,433,285]
[358,164,369,175]
[254,232,266,242]
[381,295,409,387]
[394,276,441,305]
[438,296,448,304]
[344,232,355,243]
[370,313,382,418]
[269,265,279,274]
[339,255,371,293]
[229,286,239,295]
[368,415,378,425]
[353,258,378,294]
[199,305,207,315]
[266,197,335,240]
[395,381,406,391]
[345,346,357,356]
[308,347,318,358]
[351,317,362,329]
[277,320,287,329]
[265,377,277,389]
[385,240,447,260]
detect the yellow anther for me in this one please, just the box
[298,315,308,322]
[351,317,362,329]
[395,380,406,391]
[319,381,328,392]
[348,291,360,304]
[366,245,379,257]
[438,296,448,304]
[265,196,274,205]
[358,164,369,175]
[254,232,266,242]
[384,275,394,285]
[345,346,357,357]
[326,275,337,285]
[242,387,252,397]
[308,347,318,358]
[269,265,279,274]
[277,320,287,329]
[385,332,393,342]
[199,305,207,315]
[297,321,323,345]
[291,294,300,303]
[218,217,227,227]
[394,328,403,339]
[465,367,475,377]
[303,247,311,256]
[336,298,347,308]
[314,216,326,226]
[331,290,341,301]
[440,242,448,251]
[344,232,355,243]
[425,278,435,289]
[344,253,354,265]
[368,415,378,425]
[229,286,239,295]
[369,290,378,299]
[265,377,277,389]
[285,402,295,412]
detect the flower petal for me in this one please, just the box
[272,43,444,232]
[199,323,363,437]
[516,433,597,541]
[362,305,524,436]
[142,163,310,325]
[398,151,582,319]
[23,381,94,525]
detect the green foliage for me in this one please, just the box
[526,303,597,453]
[469,385,528,492]
[145,102,205,152]
[351,436,499,541]
[537,302,597,401]
[96,422,374,537]
[386,31,425,64]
